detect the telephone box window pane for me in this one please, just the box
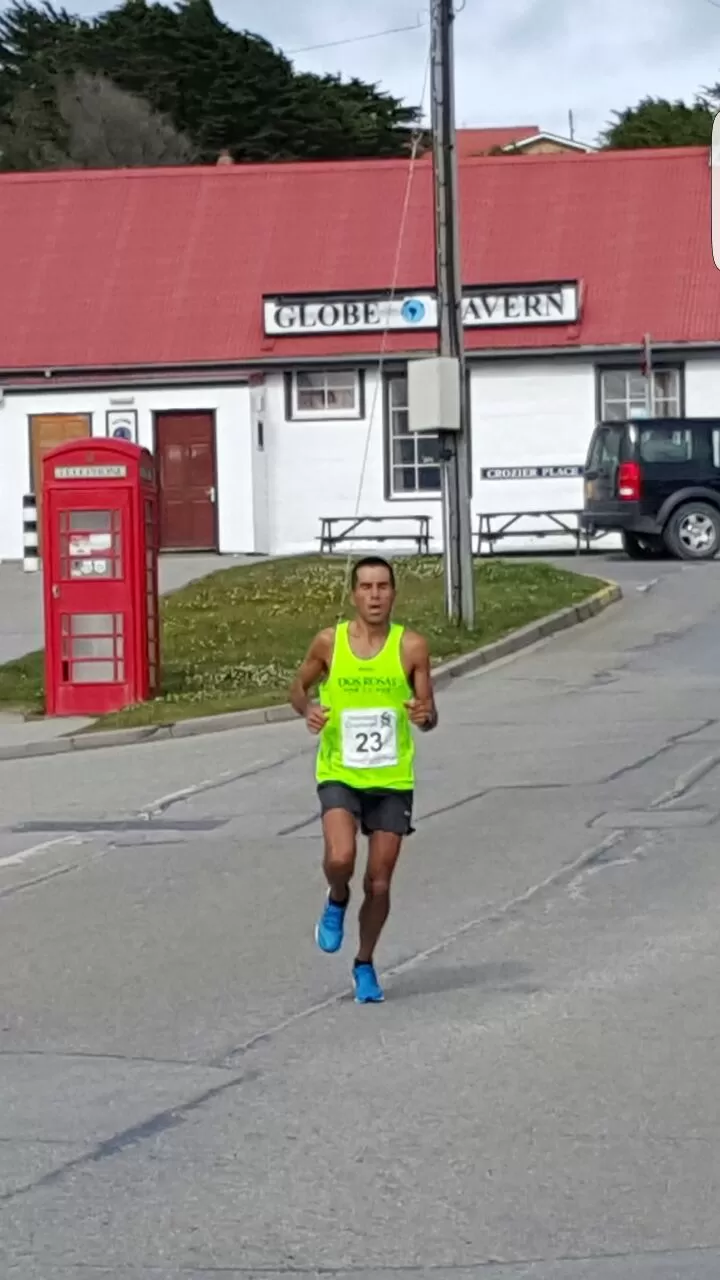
[70,558,114,579]
[71,660,116,683]
[70,613,114,635]
[72,636,115,659]
[69,511,112,532]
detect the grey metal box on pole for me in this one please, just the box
[408,356,461,432]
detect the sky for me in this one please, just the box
[38,0,720,143]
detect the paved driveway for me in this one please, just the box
[2,556,720,1278]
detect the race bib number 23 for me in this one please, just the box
[341,708,398,769]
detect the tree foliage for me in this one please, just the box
[600,95,715,149]
[0,67,195,168]
[0,0,420,170]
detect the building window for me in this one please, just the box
[386,372,442,496]
[288,369,362,419]
[599,368,682,421]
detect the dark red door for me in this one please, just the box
[155,412,217,550]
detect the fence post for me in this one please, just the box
[22,494,39,571]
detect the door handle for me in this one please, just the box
[208,486,216,503]
[52,584,60,599]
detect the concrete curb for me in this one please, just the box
[0,581,622,762]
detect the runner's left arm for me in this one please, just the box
[403,632,438,731]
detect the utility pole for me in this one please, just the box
[430,0,475,628]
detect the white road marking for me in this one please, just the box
[140,778,222,819]
[139,762,269,818]
[0,835,83,869]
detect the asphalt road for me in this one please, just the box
[2,555,720,1279]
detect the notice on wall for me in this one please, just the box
[480,465,583,481]
[68,533,112,557]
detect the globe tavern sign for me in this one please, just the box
[263,281,580,336]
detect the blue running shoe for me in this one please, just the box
[315,894,347,954]
[353,961,384,1004]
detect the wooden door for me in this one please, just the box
[155,411,217,551]
[30,414,92,550]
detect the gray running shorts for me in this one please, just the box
[317,782,414,837]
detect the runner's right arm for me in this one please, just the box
[289,628,333,733]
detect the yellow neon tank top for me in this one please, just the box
[315,621,414,791]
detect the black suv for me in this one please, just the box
[582,417,720,560]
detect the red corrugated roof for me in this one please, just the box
[0,147,716,371]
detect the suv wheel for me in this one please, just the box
[622,532,663,560]
[664,502,720,560]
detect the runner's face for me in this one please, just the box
[352,567,395,625]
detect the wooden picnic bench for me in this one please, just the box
[319,515,431,556]
[476,510,606,555]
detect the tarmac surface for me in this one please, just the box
[2,554,720,1278]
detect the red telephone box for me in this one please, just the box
[41,438,160,717]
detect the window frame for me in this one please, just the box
[383,367,444,501]
[595,364,685,423]
[284,368,365,421]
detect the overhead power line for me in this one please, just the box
[288,18,427,56]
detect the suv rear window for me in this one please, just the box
[638,426,694,463]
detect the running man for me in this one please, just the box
[289,555,437,1003]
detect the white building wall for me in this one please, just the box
[262,370,442,554]
[0,384,253,561]
[257,361,602,556]
[470,359,596,550]
[10,352,712,562]
[0,398,30,562]
[684,358,720,416]
[248,379,271,555]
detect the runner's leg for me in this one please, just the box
[315,786,359,954]
[322,808,357,905]
[356,830,404,964]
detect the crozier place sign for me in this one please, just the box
[263,282,580,336]
[481,465,583,481]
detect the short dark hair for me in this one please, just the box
[351,556,396,590]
